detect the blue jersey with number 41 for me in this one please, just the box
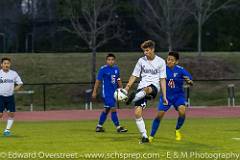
[97,65,120,98]
[166,65,192,97]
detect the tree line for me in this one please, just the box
[0,0,239,54]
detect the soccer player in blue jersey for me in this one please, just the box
[149,51,193,142]
[92,54,128,133]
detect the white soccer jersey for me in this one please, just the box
[0,69,23,96]
[132,55,166,92]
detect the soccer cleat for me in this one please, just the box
[140,137,149,144]
[3,130,11,136]
[96,126,105,132]
[149,136,154,143]
[126,91,136,105]
[117,126,128,133]
[175,130,182,141]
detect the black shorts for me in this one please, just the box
[134,84,158,108]
[0,95,16,113]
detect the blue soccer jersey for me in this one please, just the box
[158,65,192,111]
[97,65,120,107]
[166,65,192,97]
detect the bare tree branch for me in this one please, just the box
[62,0,121,49]
[60,0,122,84]
[185,0,239,55]
[204,0,236,22]
[135,0,191,51]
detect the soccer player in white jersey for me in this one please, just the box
[0,57,23,136]
[124,40,168,143]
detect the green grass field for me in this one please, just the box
[0,118,240,160]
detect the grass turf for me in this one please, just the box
[0,118,239,159]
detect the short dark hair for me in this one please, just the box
[141,40,155,49]
[106,53,116,59]
[168,51,179,60]
[1,57,11,63]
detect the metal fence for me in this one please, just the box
[15,79,240,111]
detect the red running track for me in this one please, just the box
[2,106,239,121]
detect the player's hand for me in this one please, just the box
[120,88,128,95]
[163,97,168,106]
[183,76,193,85]
[92,92,97,99]
[14,85,22,92]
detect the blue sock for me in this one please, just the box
[176,115,185,130]
[98,111,108,126]
[150,118,160,137]
[111,112,120,127]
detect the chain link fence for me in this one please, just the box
[14,80,240,111]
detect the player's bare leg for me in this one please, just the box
[135,106,149,143]
[110,108,128,133]
[149,111,165,142]
[3,112,14,136]
[126,87,152,105]
[176,105,186,141]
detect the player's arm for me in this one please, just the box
[14,84,23,91]
[182,68,193,86]
[125,75,137,92]
[183,76,193,86]
[117,78,123,88]
[125,59,141,92]
[159,60,168,105]
[160,78,168,105]
[92,80,101,99]
[92,68,103,99]
[14,73,23,92]
[117,68,123,88]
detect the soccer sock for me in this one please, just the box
[135,117,148,138]
[98,111,108,126]
[150,118,160,137]
[132,90,146,102]
[6,118,14,130]
[176,115,185,130]
[111,112,120,127]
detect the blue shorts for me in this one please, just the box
[102,96,116,108]
[0,95,16,113]
[158,95,186,112]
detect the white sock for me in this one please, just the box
[97,124,102,127]
[135,117,148,138]
[132,90,146,102]
[6,118,14,130]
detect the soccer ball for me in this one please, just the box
[114,88,128,102]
